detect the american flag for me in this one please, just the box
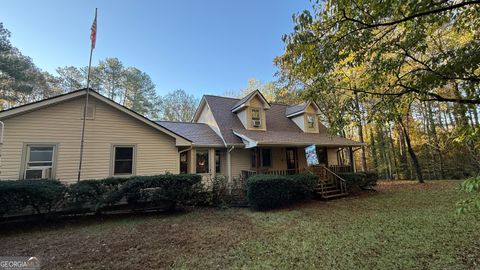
[90,9,97,49]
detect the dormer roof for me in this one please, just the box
[231,90,271,113]
[285,101,321,118]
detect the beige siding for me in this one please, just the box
[290,104,320,133]
[234,95,267,131]
[230,148,251,179]
[327,148,339,166]
[196,102,223,138]
[1,96,179,183]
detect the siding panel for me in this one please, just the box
[1,96,179,183]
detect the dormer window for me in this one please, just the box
[307,114,315,128]
[251,108,261,127]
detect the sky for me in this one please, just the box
[0,0,311,97]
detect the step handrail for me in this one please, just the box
[323,166,348,194]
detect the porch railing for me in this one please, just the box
[241,168,299,179]
[329,165,353,174]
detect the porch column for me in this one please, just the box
[209,148,216,178]
[227,148,232,182]
[349,146,355,172]
[189,149,196,173]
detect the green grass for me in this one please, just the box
[1,181,479,269]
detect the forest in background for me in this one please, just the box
[1,0,479,182]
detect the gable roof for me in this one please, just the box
[202,94,361,147]
[231,90,271,113]
[285,101,321,118]
[0,88,192,146]
[156,121,224,147]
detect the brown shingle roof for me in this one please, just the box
[203,95,359,146]
[156,121,224,146]
[233,129,363,147]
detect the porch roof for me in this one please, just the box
[232,129,364,148]
[156,121,225,147]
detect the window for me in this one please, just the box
[24,145,55,179]
[215,150,221,173]
[251,108,261,127]
[260,148,272,167]
[196,150,209,173]
[81,103,95,120]
[113,146,135,175]
[307,114,315,128]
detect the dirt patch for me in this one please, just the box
[0,208,254,269]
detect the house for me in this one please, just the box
[0,88,362,187]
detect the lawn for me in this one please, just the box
[1,181,479,269]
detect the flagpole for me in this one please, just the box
[77,8,97,182]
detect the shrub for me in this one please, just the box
[67,177,129,212]
[247,173,317,210]
[289,173,318,201]
[193,175,229,207]
[457,175,480,214]
[0,180,67,217]
[338,171,378,192]
[106,174,202,210]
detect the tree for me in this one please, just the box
[158,89,199,121]
[56,66,84,91]
[123,67,160,119]
[54,59,162,118]
[277,0,480,105]
[224,78,283,103]
[0,23,50,109]
[97,57,124,102]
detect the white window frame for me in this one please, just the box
[306,114,315,129]
[22,144,58,180]
[251,108,261,128]
[111,145,136,177]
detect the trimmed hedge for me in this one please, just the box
[105,174,202,210]
[338,171,378,192]
[247,173,317,210]
[67,177,130,212]
[0,180,66,217]
[0,174,202,218]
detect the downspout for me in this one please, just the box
[227,145,234,187]
[0,121,4,144]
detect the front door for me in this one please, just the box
[286,148,297,173]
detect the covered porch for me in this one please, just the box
[240,145,355,179]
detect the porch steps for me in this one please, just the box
[315,183,348,200]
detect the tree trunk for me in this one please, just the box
[426,102,445,179]
[369,127,379,174]
[399,118,424,183]
[354,93,367,171]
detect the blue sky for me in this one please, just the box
[0,1,311,97]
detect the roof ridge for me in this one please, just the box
[204,94,291,106]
